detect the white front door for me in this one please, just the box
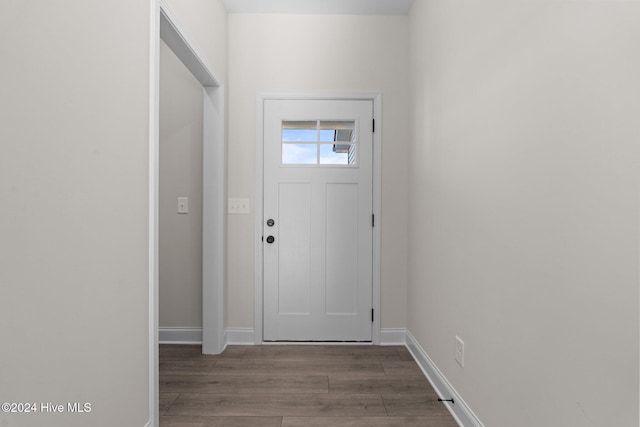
[263,99,374,341]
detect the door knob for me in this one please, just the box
[266,236,275,244]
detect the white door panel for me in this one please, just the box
[325,183,359,315]
[277,182,311,315]
[263,99,373,341]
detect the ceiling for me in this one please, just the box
[223,0,414,15]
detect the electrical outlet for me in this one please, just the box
[177,197,189,214]
[455,336,464,368]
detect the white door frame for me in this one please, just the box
[149,1,226,425]
[254,93,382,345]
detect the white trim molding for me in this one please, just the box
[159,327,203,344]
[406,330,485,427]
[158,328,256,346]
[201,83,226,356]
[148,2,160,427]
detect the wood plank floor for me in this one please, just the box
[159,344,458,427]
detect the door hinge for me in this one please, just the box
[372,119,375,133]
[372,214,375,227]
[371,308,374,322]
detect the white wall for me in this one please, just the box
[408,1,640,426]
[227,13,410,330]
[159,40,204,328]
[0,1,151,426]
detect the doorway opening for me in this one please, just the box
[158,38,204,347]
[149,1,225,425]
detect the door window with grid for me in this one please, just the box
[281,120,357,166]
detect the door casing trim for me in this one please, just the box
[254,93,382,345]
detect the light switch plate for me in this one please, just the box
[228,198,250,214]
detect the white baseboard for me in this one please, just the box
[380,328,408,345]
[406,330,484,427]
[158,327,255,349]
[158,327,202,344]
[224,328,255,346]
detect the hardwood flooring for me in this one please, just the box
[159,344,458,427]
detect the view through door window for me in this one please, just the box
[281,120,357,166]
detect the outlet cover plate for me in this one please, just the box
[178,197,189,214]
